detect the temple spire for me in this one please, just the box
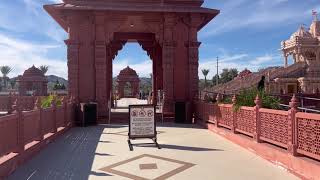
[312,10,318,21]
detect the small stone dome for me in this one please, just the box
[290,26,313,39]
[23,65,45,77]
[238,69,252,78]
[18,65,47,82]
[118,66,138,77]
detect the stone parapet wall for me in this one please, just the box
[194,97,320,162]
[0,99,75,178]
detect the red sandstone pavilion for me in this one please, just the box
[44,0,219,122]
[1,1,320,180]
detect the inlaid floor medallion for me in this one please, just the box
[100,154,195,180]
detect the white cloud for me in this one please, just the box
[113,59,152,78]
[201,0,312,37]
[0,33,67,79]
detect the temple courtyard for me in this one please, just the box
[7,123,298,180]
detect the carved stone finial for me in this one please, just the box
[289,94,299,109]
[254,94,261,107]
[12,98,20,113]
[216,93,222,103]
[34,97,41,110]
[232,95,237,105]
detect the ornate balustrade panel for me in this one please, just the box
[23,110,40,145]
[259,108,288,148]
[296,112,320,161]
[0,114,19,157]
[236,107,255,137]
[56,106,65,128]
[42,108,55,135]
[217,104,233,129]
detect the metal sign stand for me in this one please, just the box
[128,105,161,151]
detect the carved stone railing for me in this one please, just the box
[194,94,320,162]
[0,97,75,177]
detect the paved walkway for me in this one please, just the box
[8,124,298,180]
[116,98,148,107]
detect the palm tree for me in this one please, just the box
[39,65,49,75]
[202,69,210,87]
[0,66,12,88]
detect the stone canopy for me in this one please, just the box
[17,65,48,96]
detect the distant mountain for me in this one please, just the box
[47,75,68,91]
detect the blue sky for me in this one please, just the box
[0,0,319,79]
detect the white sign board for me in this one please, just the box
[129,105,156,138]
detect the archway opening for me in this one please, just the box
[112,42,157,110]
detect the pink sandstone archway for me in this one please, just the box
[44,0,219,123]
[117,66,140,98]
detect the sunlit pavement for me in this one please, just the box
[8,123,298,180]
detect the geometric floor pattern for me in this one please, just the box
[100,154,194,180]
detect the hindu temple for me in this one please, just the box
[212,17,320,95]
[17,65,48,96]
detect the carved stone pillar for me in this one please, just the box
[65,39,80,102]
[94,13,108,116]
[95,41,108,116]
[186,41,201,101]
[162,41,175,112]
[162,14,176,113]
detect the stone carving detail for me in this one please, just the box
[236,109,255,135]
[217,106,233,128]
[260,112,288,147]
[297,117,320,158]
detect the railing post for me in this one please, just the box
[253,95,262,143]
[215,93,222,127]
[68,96,75,126]
[63,97,68,127]
[288,94,299,156]
[51,97,57,133]
[13,97,25,154]
[34,97,44,141]
[231,95,237,133]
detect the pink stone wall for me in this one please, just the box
[296,112,320,160]
[0,114,19,157]
[0,100,74,177]
[236,107,255,136]
[194,100,320,162]
[0,96,47,112]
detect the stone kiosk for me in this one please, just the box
[117,66,140,98]
[44,0,219,122]
[17,65,48,96]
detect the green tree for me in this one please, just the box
[39,65,49,75]
[212,74,220,86]
[220,68,238,84]
[0,66,12,88]
[201,69,210,87]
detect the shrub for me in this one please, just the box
[233,88,280,111]
[41,95,63,108]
